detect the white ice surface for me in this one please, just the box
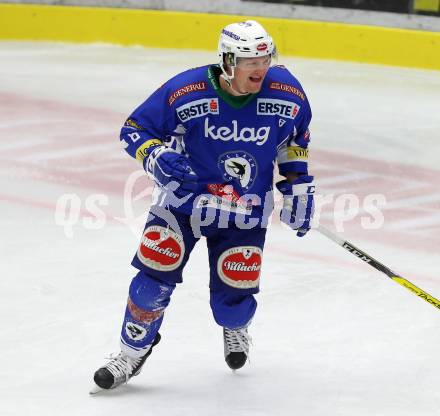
[0,42,440,416]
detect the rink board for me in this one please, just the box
[0,3,439,70]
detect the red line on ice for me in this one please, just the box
[1,92,440,254]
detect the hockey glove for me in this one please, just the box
[145,146,198,198]
[276,175,315,237]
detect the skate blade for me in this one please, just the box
[89,384,105,395]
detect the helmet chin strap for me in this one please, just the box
[219,73,250,96]
[219,64,250,96]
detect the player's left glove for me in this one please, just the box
[276,175,315,237]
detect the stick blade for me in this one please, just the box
[392,276,440,310]
[89,384,105,395]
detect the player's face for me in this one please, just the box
[232,56,271,94]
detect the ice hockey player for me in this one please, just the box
[92,20,315,392]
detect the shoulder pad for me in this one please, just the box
[263,66,307,102]
[165,65,210,106]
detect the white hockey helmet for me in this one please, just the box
[218,20,277,82]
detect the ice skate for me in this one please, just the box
[223,326,251,370]
[91,333,161,392]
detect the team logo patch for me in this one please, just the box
[168,82,207,106]
[217,246,263,289]
[218,151,258,191]
[287,146,309,161]
[257,98,300,120]
[176,98,219,122]
[222,29,240,41]
[137,225,184,271]
[269,82,305,101]
[124,118,144,130]
[125,322,147,341]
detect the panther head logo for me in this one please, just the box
[224,157,251,188]
[219,151,258,191]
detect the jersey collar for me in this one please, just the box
[207,65,256,109]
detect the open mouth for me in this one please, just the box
[249,76,263,83]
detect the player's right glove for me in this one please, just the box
[145,146,198,198]
[276,175,315,237]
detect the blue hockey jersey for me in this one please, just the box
[120,64,312,223]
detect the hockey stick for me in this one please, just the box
[316,225,440,311]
